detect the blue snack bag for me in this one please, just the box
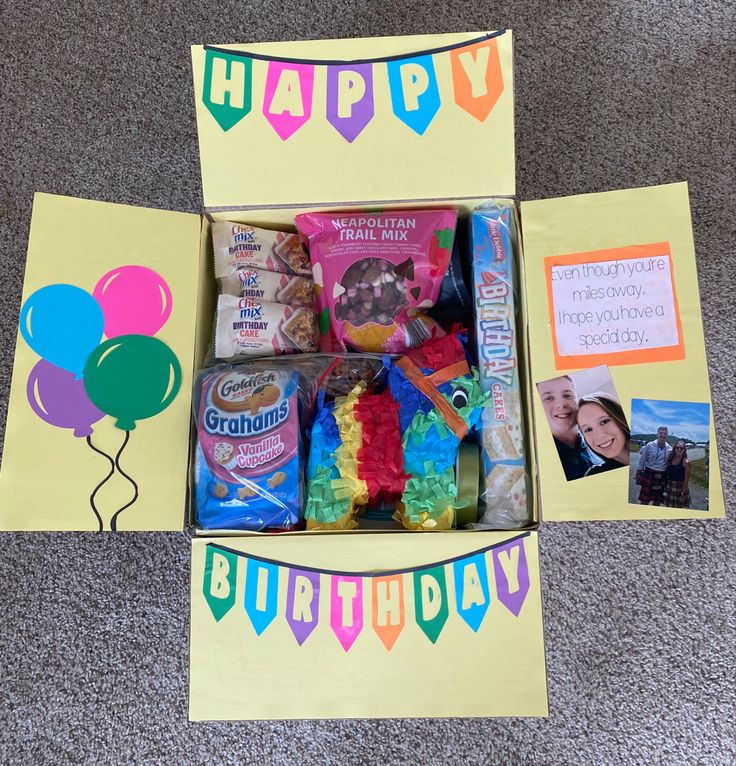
[194,366,303,530]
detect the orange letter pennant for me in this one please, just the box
[371,575,405,651]
[450,38,504,122]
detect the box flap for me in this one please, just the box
[189,531,547,720]
[0,193,203,531]
[521,183,725,521]
[191,30,515,209]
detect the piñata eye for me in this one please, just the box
[451,388,468,409]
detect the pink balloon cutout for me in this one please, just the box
[93,265,172,338]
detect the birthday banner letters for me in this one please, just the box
[201,31,506,141]
[202,533,531,651]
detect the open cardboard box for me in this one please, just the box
[0,31,724,721]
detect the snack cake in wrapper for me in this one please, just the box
[219,267,315,307]
[471,206,530,528]
[212,221,312,278]
[194,367,303,530]
[214,294,319,360]
[296,210,456,354]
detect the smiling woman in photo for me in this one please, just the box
[538,375,602,480]
[577,393,630,476]
[665,440,692,508]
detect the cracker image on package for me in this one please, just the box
[472,205,530,527]
[194,367,303,530]
[214,294,318,360]
[212,221,312,278]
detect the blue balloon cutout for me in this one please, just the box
[19,284,104,378]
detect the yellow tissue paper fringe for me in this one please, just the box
[332,383,369,524]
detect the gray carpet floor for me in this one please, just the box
[1,1,734,764]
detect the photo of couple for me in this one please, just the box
[537,366,629,481]
[628,399,710,511]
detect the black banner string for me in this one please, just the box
[206,530,530,578]
[85,435,115,532]
[110,430,139,532]
[203,29,506,67]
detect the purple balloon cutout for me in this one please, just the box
[27,360,105,437]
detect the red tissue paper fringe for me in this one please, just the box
[355,388,409,506]
[403,333,466,373]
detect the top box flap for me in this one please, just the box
[521,183,725,522]
[191,30,515,209]
[0,193,203,531]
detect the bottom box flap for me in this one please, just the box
[189,531,548,720]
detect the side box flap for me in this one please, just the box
[521,182,725,521]
[189,531,548,720]
[191,30,515,210]
[0,193,203,531]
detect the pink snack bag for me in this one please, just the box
[296,209,457,353]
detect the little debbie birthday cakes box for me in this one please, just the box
[0,31,724,720]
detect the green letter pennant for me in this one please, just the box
[202,545,238,622]
[413,565,449,643]
[202,49,253,132]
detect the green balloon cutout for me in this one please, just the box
[83,335,182,430]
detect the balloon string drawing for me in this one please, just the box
[19,266,181,531]
[110,430,140,532]
[85,433,116,532]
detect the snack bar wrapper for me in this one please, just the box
[471,205,531,529]
[219,266,315,308]
[214,294,319,361]
[296,209,457,354]
[194,365,304,531]
[212,221,312,278]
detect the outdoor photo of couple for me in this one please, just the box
[628,399,710,512]
[537,366,630,482]
[536,366,710,512]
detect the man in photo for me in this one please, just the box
[537,375,602,481]
[636,426,672,505]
